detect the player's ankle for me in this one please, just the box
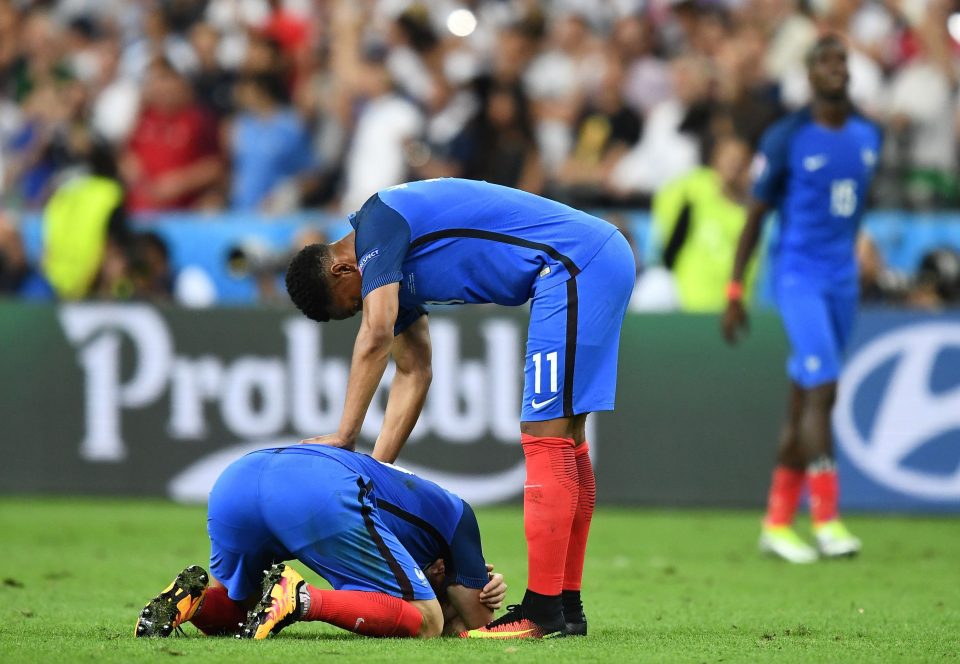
[521,589,564,627]
[561,589,584,621]
[297,584,311,618]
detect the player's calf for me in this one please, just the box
[135,565,209,637]
[239,562,434,639]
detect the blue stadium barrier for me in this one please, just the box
[18,210,960,304]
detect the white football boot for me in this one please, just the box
[814,520,862,558]
[759,525,818,564]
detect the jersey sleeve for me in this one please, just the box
[447,500,488,589]
[751,123,792,207]
[354,195,411,300]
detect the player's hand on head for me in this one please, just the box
[478,564,507,610]
[721,300,749,345]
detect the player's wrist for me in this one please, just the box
[726,281,744,303]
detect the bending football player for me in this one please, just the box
[134,444,506,639]
[287,178,635,638]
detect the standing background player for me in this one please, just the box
[722,34,881,563]
[285,178,636,638]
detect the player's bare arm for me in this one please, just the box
[335,282,400,448]
[425,559,506,635]
[722,199,769,345]
[373,314,432,462]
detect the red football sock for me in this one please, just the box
[190,585,247,636]
[808,467,839,525]
[563,442,595,592]
[304,586,423,638]
[764,466,806,527]
[521,434,579,596]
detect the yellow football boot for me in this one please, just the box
[135,565,209,637]
[238,563,305,640]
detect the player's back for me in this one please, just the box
[264,444,469,568]
[754,110,881,288]
[374,178,619,305]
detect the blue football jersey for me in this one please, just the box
[752,109,882,289]
[262,444,488,587]
[350,178,619,332]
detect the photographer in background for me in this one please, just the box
[228,226,328,304]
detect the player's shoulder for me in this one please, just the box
[846,110,883,145]
[759,108,813,151]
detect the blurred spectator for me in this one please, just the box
[760,0,817,82]
[0,213,51,298]
[386,4,443,110]
[909,248,960,308]
[416,78,543,193]
[190,22,236,117]
[857,233,910,303]
[63,15,101,85]
[261,0,311,58]
[610,55,709,199]
[9,10,72,103]
[240,32,289,101]
[614,14,672,116]
[227,73,314,211]
[524,12,605,175]
[42,133,126,300]
[883,0,959,208]
[90,37,140,145]
[7,78,90,207]
[554,54,641,205]
[129,231,173,300]
[340,52,423,213]
[711,28,781,149]
[649,136,755,312]
[121,6,197,81]
[92,230,135,300]
[121,58,223,212]
[0,1,20,79]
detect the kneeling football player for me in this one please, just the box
[134,444,506,639]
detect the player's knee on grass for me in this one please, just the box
[411,598,444,638]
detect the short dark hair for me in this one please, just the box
[285,244,335,322]
[806,33,846,68]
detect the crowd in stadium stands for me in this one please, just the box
[0,0,958,304]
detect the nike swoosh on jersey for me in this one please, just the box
[530,396,559,410]
[803,155,828,171]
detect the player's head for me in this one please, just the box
[806,34,849,102]
[285,243,362,322]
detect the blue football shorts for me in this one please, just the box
[521,230,636,421]
[775,276,858,388]
[207,450,435,602]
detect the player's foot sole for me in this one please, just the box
[759,525,818,564]
[815,520,862,558]
[238,563,305,640]
[135,565,209,637]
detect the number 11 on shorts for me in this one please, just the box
[532,351,558,394]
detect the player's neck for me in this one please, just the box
[811,97,850,129]
[331,232,357,261]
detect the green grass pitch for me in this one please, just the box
[0,498,957,663]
